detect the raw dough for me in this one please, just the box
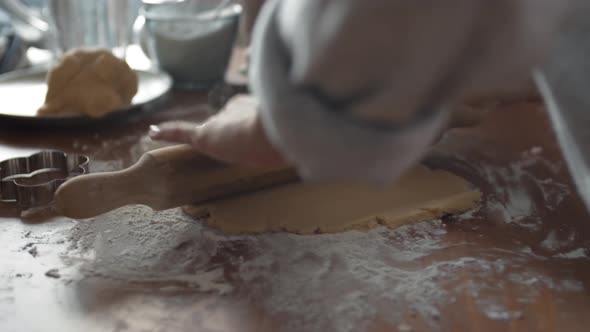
[183,165,481,234]
[38,48,138,118]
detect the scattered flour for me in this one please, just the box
[474,147,570,229]
[58,201,589,332]
[229,222,586,331]
[555,248,589,259]
[67,206,233,294]
[540,230,580,254]
[508,273,584,293]
[541,231,562,251]
[481,303,523,321]
[54,145,584,332]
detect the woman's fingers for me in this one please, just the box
[149,122,200,145]
[148,95,288,169]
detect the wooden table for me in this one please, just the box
[0,90,589,332]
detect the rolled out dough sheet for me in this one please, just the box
[183,165,481,234]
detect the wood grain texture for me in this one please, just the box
[0,91,589,332]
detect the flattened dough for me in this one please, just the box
[183,165,481,234]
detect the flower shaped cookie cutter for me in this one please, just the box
[0,150,89,207]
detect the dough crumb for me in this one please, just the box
[38,48,138,118]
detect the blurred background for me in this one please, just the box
[0,0,246,90]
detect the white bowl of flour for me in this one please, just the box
[140,0,241,90]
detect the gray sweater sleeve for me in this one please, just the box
[248,0,566,182]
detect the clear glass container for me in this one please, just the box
[141,0,241,90]
[0,0,138,58]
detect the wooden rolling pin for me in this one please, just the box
[54,144,299,219]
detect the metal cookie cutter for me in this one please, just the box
[0,150,89,207]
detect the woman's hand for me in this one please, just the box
[149,95,288,169]
[149,94,486,170]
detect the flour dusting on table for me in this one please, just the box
[475,147,570,230]
[54,144,588,332]
[62,199,587,331]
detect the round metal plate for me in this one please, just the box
[0,66,172,127]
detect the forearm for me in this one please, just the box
[249,0,569,181]
[250,0,449,182]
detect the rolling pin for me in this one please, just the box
[54,144,299,219]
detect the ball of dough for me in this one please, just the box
[38,48,139,118]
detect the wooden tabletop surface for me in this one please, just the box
[0,87,589,332]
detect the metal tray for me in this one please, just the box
[0,66,172,127]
